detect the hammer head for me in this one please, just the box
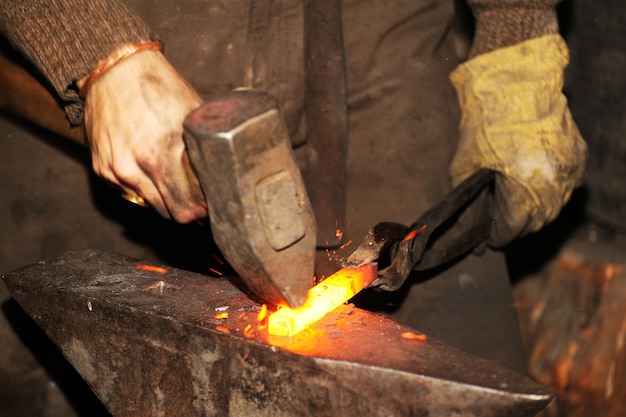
[183,90,316,308]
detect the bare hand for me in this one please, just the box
[83,49,206,222]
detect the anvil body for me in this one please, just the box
[3,250,552,416]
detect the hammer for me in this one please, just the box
[0,57,316,308]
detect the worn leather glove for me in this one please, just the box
[83,49,206,223]
[450,34,588,247]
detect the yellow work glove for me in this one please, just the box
[450,34,588,247]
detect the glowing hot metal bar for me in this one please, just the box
[268,263,377,337]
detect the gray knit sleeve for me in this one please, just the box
[0,0,156,124]
[466,0,561,58]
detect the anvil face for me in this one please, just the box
[3,250,552,417]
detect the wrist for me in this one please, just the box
[76,40,164,99]
[469,6,559,58]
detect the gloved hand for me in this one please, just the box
[83,48,206,223]
[449,34,588,247]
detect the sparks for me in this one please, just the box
[215,326,230,334]
[401,331,427,340]
[267,263,377,337]
[402,224,427,243]
[257,304,268,322]
[211,254,225,265]
[208,267,223,276]
[136,264,168,274]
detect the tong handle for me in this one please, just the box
[377,169,495,290]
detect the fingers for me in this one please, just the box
[89,134,171,218]
[141,139,208,223]
[94,133,206,222]
[95,150,206,222]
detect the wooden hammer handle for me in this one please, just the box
[0,57,87,145]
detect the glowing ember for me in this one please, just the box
[214,312,229,319]
[339,239,352,250]
[208,267,223,276]
[402,224,427,243]
[267,263,377,337]
[136,264,168,274]
[215,326,230,334]
[257,304,268,322]
[401,331,427,340]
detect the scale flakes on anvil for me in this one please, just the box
[3,249,552,417]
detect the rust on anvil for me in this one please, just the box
[3,250,552,417]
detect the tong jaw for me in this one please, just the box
[343,222,413,291]
[344,170,497,292]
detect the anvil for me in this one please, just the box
[3,250,552,416]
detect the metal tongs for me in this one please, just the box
[343,169,496,290]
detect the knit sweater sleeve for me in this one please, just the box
[0,0,156,124]
[465,0,561,58]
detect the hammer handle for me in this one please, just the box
[0,57,87,145]
[0,57,204,207]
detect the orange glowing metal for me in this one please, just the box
[267,263,377,337]
[136,264,168,274]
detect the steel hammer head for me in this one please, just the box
[183,90,316,308]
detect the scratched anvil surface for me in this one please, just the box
[3,249,552,417]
